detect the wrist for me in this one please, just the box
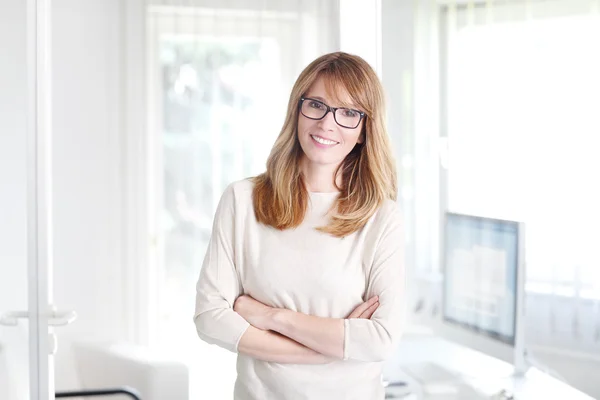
[268,307,287,332]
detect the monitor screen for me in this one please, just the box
[443,212,519,345]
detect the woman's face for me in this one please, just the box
[297,76,365,168]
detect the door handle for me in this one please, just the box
[0,307,77,327]
[48,308,77,326]
[0,311,29,326]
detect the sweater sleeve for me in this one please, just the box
[343,202,405,362]
[193,184,250,353]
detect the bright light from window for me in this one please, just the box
[447,15,600,290]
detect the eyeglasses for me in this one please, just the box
[299,97,365,129]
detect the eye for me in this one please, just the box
[308,100,325,110]
[341,109,359,118]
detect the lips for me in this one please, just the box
[311,135,339,145]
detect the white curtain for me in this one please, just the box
[144,0,339,397]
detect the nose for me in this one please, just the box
[317,109,337,131]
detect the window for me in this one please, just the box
[146,2,338,397]
[441,1,600,352]
[156,34,286,340]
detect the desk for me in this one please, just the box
[383,330,596,400]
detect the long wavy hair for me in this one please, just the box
[252,52,397,238]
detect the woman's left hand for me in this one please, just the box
[233,294,276,331]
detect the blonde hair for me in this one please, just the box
[252,52,397,237]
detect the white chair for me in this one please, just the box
[72,341,189,400]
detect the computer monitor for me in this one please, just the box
[436,212,527,376]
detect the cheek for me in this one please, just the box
[341,120,364,145]
[342,130,362,147]
[297,117,311,137]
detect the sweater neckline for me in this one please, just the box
[308,191,339,196]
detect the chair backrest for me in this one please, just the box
[72,341,190,400]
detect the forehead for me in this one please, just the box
[305,75,356,108]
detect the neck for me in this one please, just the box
[299,157,341,193]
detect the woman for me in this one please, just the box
[194,52,404,399]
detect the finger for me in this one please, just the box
[359,301,379,319]
[348,296,379,318]
[359,302,378,319]
[348,299,372,318]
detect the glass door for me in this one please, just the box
[0,2,39,398]
[0,1,74,399]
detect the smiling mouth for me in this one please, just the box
[311,135,339,145]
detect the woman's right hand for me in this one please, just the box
[346,296,379,319]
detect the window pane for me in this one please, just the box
[446,15,600,289]
[159,36,284,339]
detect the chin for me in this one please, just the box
[304,153,341,166]
[299,139,345,166]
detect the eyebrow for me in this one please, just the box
[305,95,358,110]
[306,95,327,102]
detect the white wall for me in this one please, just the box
[51,0,130,391]
[0,0,30,395]
[380,0,418,316]
[0,0,28,313]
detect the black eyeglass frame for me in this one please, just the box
[299,97,365,129]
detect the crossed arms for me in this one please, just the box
[193,185,404,364]
[232,294,380,364]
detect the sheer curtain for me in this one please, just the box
[144,0,339,397]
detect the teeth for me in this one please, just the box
[312,135,338,145]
